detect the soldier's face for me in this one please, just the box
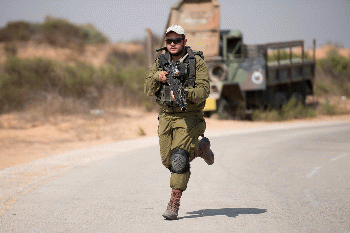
[166,32,187,56]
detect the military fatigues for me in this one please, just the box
[144,47,210,191]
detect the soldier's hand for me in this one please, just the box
[170,91,175,100]
[159,71,168,83]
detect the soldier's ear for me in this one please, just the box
[184,38,187,45]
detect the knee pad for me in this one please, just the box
[170,148,190,174]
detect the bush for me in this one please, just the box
[318,49,350,79]
[0,21,33,42]
[0,56,59,111]
[39,17,85,52]
[252,97,316,121]
[319,97,347,116]
[317,48,350,97]
[252,108,280,121]
[0,56,150,113]
[0,17,109,49]
[280,97,316,119]
[80,24,109,44]
[106,47,148,67]
[314,80,333,96]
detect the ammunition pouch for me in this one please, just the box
[155,46,203,107]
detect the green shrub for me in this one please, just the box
[0,56,150,113]
[317,48,350,97]
[0,21,33,42]
[281,97,316,119]
[80,24,109,44]
[321,102,337,115]
[252,108,280,121]
[40,17,85,51]
[320,97,342,116]
[252,97,316,121]
[314,80,333,96]
[0,56,59,110]
[318,49,350,78]
[0,18,108,49]
[61,62,91,97]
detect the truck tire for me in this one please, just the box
[208,63,227,82]
[273,92,287,109]
[217,99,232,119]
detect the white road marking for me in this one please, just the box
[330,153,348,162]
[306,167,322,178]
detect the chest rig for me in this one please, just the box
[156,46,202,106]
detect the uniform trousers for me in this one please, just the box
[158,111,206,191]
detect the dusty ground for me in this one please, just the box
[1,104,350,171]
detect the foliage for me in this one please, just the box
[0,17,108,48]
[316,48,350,97]
[252,97,316,121]
[0,56,149,113]
[317,49,350,78]
[40,17,84,49]
[0,21,33,42]
[80,23,109,44]
[106,47,148,67]
[320,97,344,116]
[313,80,333,96]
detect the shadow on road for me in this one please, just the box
[181,208,267,219]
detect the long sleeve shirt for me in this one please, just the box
[144,52,210,113]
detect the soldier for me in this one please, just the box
[144,25,214,220]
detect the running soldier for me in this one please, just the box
[144,25,214,220]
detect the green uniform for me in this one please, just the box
[144,47,210,191]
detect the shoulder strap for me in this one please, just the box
[185,46,196,88]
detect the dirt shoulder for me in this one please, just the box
[1,108,350,171]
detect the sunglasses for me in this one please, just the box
[165,38,183,44]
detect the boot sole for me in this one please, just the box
[162,212,178,220]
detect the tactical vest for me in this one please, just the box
[155,46,204,106]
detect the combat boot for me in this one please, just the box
[162,189,182,220]
[194,137,214,165]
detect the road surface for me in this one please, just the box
[1,120,349,232]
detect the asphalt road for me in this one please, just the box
[1,120,349,232]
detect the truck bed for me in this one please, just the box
[267,58,315,85]
[267,58,314,67]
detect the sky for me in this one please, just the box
[1,0,349,49]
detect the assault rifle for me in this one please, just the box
[162,62,187,111]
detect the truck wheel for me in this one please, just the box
[204,111,212,118]
[208,63,227,82]
[217,99,232,119]
[273,92,287,109]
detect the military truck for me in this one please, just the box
[160,0,316,118]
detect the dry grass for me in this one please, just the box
[0,41,143,67]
